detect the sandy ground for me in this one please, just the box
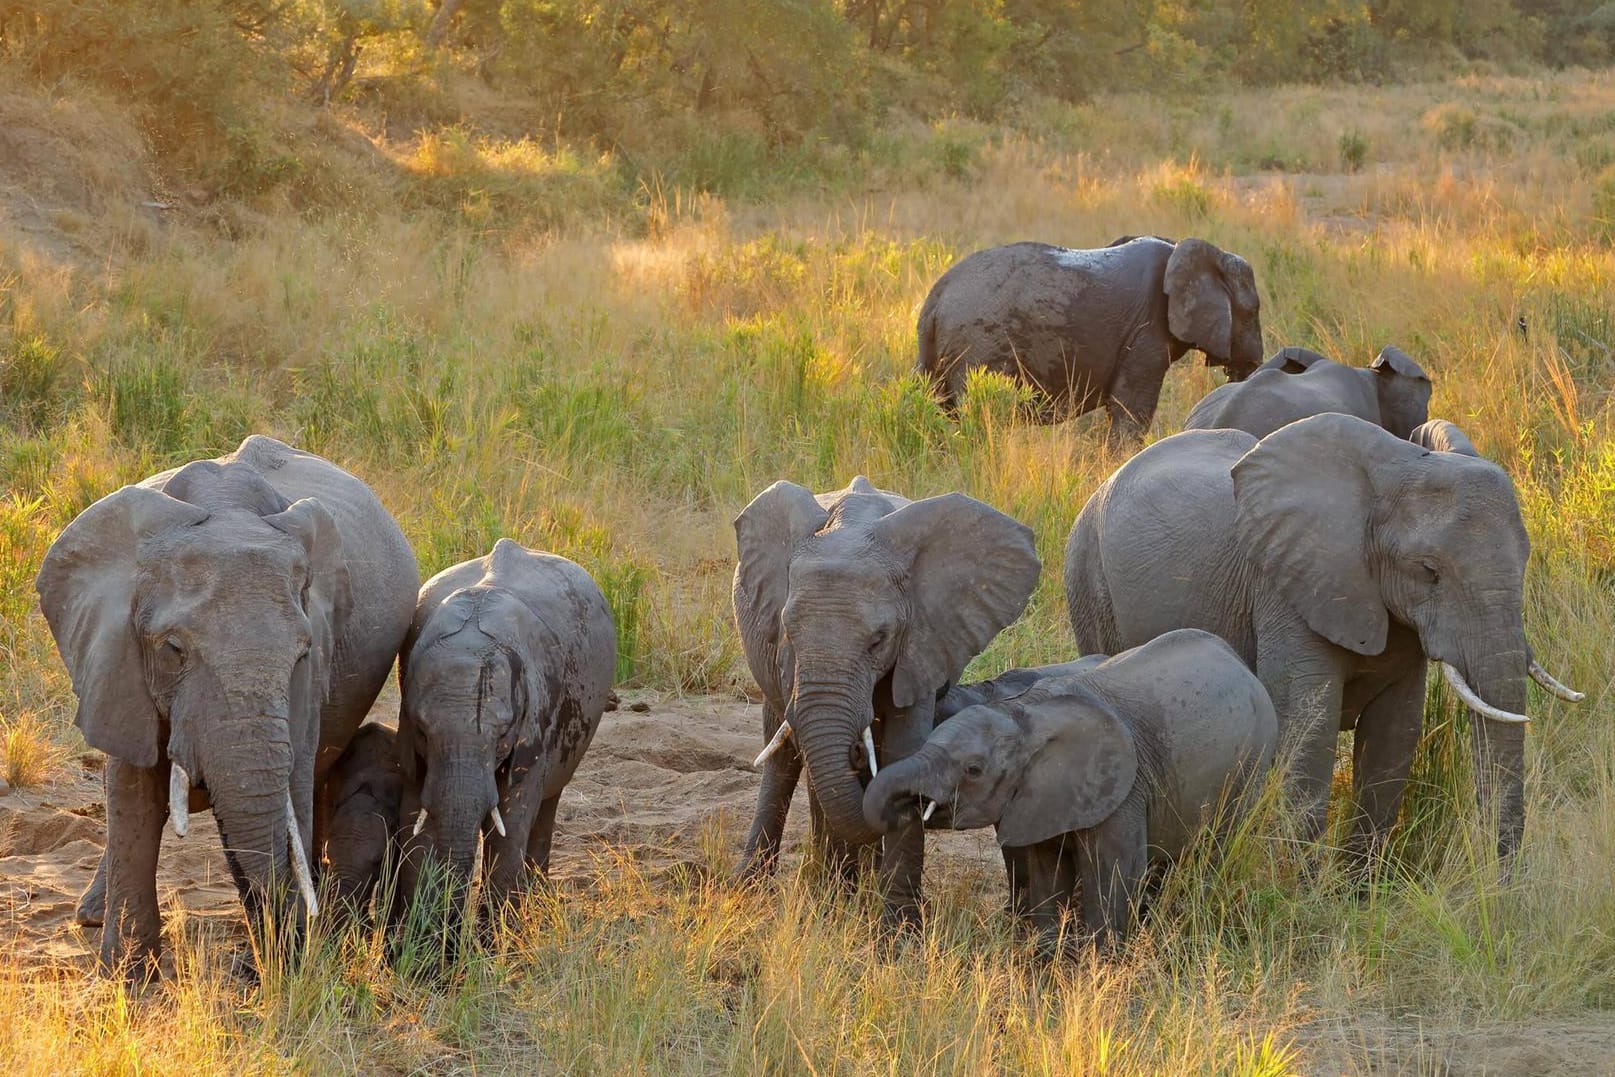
[3,691,1613,1076]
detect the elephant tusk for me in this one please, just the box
[1440,662,1530,724]
[753,720,793,767]
[1529,660,1584,702]
[863,726,879,777]
[284,793,319,919]
[488,805,507,838]
[169,763,191,838]
[921,800,937,822]
[413,808,429,836]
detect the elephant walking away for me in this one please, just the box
[1183,344,1431,439]
[733,476,1040,927]
[38,435,419,977]
[1064,414,1582,865]
[916,236,1264,439]
[866,630,1277,952]
[396,539,615,924]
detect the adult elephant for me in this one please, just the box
[733,476,1040,926]
[1183,344,1431,439]
[37,435,418,976]
[915,236,1264,438]
[1064,414,1581,863]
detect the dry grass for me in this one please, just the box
[4,68,1615,1072]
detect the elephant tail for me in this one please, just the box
[915,291,956,412]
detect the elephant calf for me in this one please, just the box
[864,630,1277,951]
[1182,344,1431,440]
[398,539,615,921]
[318,722,408,929]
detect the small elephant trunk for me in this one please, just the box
[863,743,953,834]
[422,752,499,885]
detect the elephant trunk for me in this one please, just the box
[422,750,497,886]
[864,742,954,833]
[792,674,882,846]
[1460,639,1529,860]
[196,716,301,927]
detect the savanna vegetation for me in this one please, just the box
[2,2,1615,1072]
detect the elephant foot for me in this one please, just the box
[732,849,780,886]
[75,879,107,928]
[98,930,163,984]
[879,898,924,936]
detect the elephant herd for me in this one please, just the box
[35,234,1584,979]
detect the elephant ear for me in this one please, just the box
[1231,413,1419,656]
[1369,344,1427,380]
[1409,419,1479,457]
[1369,346,1433,439]
[732,481,830,703]
[35,485,211,767]
[996,684,1138,847]
[873,493,1041,710]
[266,497,349,691]
[1164,238,1235,358]
[1263,346,1332,374]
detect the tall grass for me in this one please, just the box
[5,69,1615,1071]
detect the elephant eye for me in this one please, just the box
[1420,560,1441,583]
[867,629,888,654]
[963,761,985,780]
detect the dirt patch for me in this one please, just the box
[0,692,1001,969]
[1300,1016,1615,1075]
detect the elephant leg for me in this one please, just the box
[876,701,935,929]
[1103,353,1170,443]
[100,757,168,978]
[526,793,561,876]
[1002,844,1030,919]
[1346,662,1427,872]
[1074,804,1147,953]
[1022,836,1078,957]
[76,850,108,927]
[1258,627,1347,845]
[737,701,802,880]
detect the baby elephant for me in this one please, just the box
[318,722,407,928]
[864,629,1276,951]
[398,539,615,918]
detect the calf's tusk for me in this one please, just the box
[863,726,879,777]
[921,800,937,822]
[753,720,793,767]
[413,808,429,836]
[1440,662,1530,724]
[284,793,319,918]
[1529,660,1584,702]
[488,805,507,838]
[169,763,191,838]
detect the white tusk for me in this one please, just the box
[863,726,878,777]
[413,808,429,836]
[1441,662,1531,724]
[753,720,793,767]
[169,763,191,838]
[488,805,507,838]
[1529,660,1584,703]
[284,793,319,919]
[921,800,937,822]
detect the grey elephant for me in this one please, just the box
[734,476,1040,926]
[37,435,418,976]
[1410,418,1479,456]
[915,236,1264,437]
[865,630,1277,950]
[1064,414,1583,864]
[397,538,614,920]
[317,722,408,929]
[1183,345,1431,439]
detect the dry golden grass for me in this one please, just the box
[4,68,1615,1073]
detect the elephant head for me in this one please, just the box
[1409,418,1479,456]
[36,460,347,922]
[1163,238,1265,382]
[863,684,1136,845]
[397,586,545,886]
[734,479,1040,846]
[319,722,405,922]
[1230,413,1573,856]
